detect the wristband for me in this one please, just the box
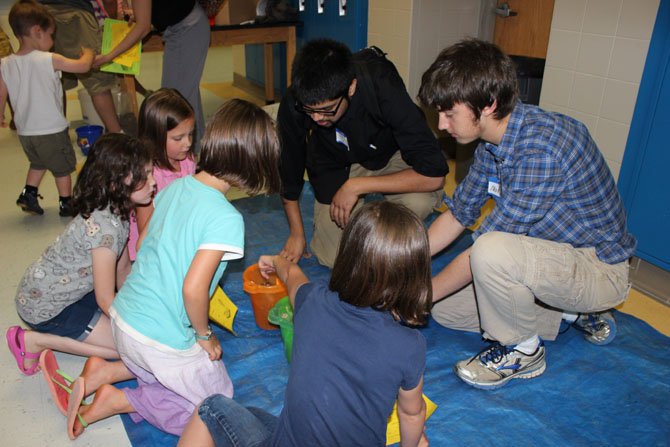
[194,327,213,341]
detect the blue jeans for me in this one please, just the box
[198,395,277,447]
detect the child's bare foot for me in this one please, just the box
[70,383,132,439]
[80,357,134,397]
[79,357,110,396]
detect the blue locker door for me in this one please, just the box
[245,0,368,95]
[618,0,670,271]
[296,0,368,51]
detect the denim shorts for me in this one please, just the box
[25,291,102,341]
[198,394,277,447]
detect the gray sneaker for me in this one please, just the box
[572,311,617,345]
[454,340,546,390]
[16,189,44,215]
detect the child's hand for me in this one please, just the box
[197,334,222,361]
[258,255,277,279]
[0,115,6,128]
[93,53,111,68]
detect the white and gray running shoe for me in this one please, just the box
[454,340,546,390]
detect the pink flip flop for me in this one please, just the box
[40,349,74,416]
[5,326,41,375]
[66,377,88,440]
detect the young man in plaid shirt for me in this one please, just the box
[420,39,636,390]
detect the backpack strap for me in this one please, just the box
[354,46,388,126]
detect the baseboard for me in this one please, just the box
[630,257,670,306]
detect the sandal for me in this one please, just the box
[67,377,89,440]
[40,349,76,416]
[5,326,41,375]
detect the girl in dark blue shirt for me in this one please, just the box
[178,201,432,447]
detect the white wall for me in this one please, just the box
[540,0,660,180]
[370,0,661,180]
[368,0,487,98]
[408,0,485,98]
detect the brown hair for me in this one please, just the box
[329,201,432,326]
[197,99,281,196]
[8,0,54,38]
[419,38,519,120]
[138,88,195,172]
[71,133,151,220]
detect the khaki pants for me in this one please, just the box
[310,151,443,267]
[431,232,630,343]
[45,5,117,94]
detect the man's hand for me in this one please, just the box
[197,333,222,361]
[280,233,310,262]
[330,179,361,228]
[0,114,7,128]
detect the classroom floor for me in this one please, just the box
[0,48,667,447]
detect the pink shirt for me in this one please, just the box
[128,157,197,260]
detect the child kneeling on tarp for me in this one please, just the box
[179,201,432,447]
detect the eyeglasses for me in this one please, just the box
[295,95,347,117]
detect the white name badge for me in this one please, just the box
[488,176,501,197]
[335,128,349,150]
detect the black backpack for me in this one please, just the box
[354,46,391,126]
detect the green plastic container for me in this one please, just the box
[268,296,294,362]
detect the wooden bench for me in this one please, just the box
[122,21,299,116]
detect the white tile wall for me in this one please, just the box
[541,67,575,106]
[552,0,587,31]
[540,0,660,181]
[405,0,484,98]
[575,34,614,76]
[570,72,606,114]
[367,0,661,181]
[582,0,622,35]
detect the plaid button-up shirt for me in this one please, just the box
[445,101,636,264]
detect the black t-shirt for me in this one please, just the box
[151,0,196,32]
[277,50,449,204]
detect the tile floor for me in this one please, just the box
[0,48,667,447]
[0,47,262,447]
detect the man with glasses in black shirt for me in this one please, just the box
[277,38,449,267]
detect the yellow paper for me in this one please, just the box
[208,286,238,335]
[385,394,437,445]
[108,20,139,67]
[100,18,141,75]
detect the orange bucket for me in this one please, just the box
[243,264,288,330]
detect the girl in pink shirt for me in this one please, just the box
[128,88,197,260]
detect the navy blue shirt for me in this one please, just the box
[271,280,426,446]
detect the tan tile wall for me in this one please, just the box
[368,0,413,87]
[540,0,660,180]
